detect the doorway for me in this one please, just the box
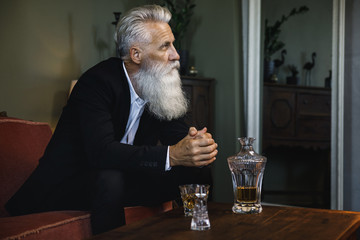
[243,0,345,209]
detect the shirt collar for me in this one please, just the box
[122,61,146,106]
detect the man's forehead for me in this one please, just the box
[144,21,174,42]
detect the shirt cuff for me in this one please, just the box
[165,146,172,171]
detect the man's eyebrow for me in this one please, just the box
[160,41,171,48]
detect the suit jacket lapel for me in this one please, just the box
[113,59,131,141]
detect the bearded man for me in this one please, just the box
[5,4,218,235]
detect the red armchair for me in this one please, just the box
[0,116,172,240]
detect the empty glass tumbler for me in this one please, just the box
[190,184,211,231]
[227,137,267,214]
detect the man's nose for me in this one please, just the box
[169,44,180,61]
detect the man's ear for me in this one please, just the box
[129,47,142,64]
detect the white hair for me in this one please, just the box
[114,5,172,61]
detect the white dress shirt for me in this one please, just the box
[120,62,171,171]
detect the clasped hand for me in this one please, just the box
[169,127,218,167]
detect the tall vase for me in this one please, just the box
[263,60,275,82]
[178,50,189,76]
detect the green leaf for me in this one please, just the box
[161,0,196,50]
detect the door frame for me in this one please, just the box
[244,0,345,209]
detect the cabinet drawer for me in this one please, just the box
[297,117,331,139]
[297,93,331,116]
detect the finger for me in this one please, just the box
[195,138,216,147]
[194,156,217,167]
[192,148,218,161]
[190,127,208,139]
[193,132,213,142]
[188,127,198,137]
[194,127,207,137]
[198,143,218,154]
[197,127,207,134]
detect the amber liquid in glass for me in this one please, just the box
[182,193,196,210]
[237,186,257,203]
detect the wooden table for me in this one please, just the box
[90,202,360,240]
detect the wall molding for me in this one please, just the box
[331,0,346,210]
[243,0,261,151]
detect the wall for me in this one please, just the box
[187,0,243,203]
[262,0,332,87]
[0,0,146,127]
[344,0,360,212]
[0,0,242,203]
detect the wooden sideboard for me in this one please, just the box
[262,83,331,208]
[262,83,331,150]
[181,76,215,132]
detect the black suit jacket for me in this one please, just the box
[49,57,188,173]
[6,58,191,213]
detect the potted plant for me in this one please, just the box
[286,64,300,85]
[263,6,309,82]
[162,0,196,75]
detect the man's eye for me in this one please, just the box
[161,42,171,49]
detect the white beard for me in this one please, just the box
[132,59,188,121]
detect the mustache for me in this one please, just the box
[172,61,180,70]
[141,60,180,75]
[157,60,180,75]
